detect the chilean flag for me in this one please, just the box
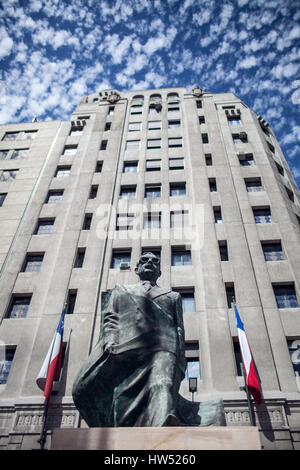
[36,309,65,404]
[234,304,262,404]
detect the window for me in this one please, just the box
[131,96,144,108]
[108,106,114,115]
[11,149,29,159]
[201,133,209,144]
[145,184,161,198]
[148,121,161,130]
[130,107,142,115]
[63,145,77,156]
[219,241,229,261]
[287,338,300,377]
[233,132,247,144]
[167,103,180,112]
[198,116,205,125]
[261,241,284,261]
[285,186,294,202]
[89,185,98,199]
[228,117,241,125]
[126,140,140,150]
[69,126,83,136]
[168,120,181,128]
[233,338,243,376]
[104,122,111,131]
[196,100,202,109]
[168,137,182,148]
[0,347,16,384]
[100,140,107,150]
[170,182,186,196]
[245,178,263,192]
[273,284,299,308]
[170,210,189,229]
[205,154,212,166]
[55,166,71,178]
[147,139,161,149]
[146,159,161,171]
[171,247,192,266]
[35,219,55,235]
[0,150,9,159]
[174,289,196,313]
[74,248,86,268]
[2,130,37,141]
[169,158,184,170]
[23,254,44,272]
[7,295,32,318]
[185,342,200,380]
[128,122,141,132]
[143,212,161,229]
[23,130,37,140]
[0,193,7,206]
[0,169,18,182]
[253,207,271,223]
[2,132,18,141]
[66,290,77,315]
[267,141,275,153]
[82,213,93,230]
[46,190,63,204]
[120,186,136,199]
[111,249,131,269]
[275,162,284,175]
[209,178,217,192]
[123,161,138,173]
[225,284,235,308]
[239,153,254,166]
[116,213,135,231]
[213,206,222,223]
[95,161,103,173]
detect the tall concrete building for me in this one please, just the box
[0,86,300,450]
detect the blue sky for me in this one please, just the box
[0,0,299,187]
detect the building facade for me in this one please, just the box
[0,86,300,450]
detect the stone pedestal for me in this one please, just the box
[51,426,261,450]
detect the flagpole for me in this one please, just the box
[38,401,49,449]
[240,362,255,426]
[37,305,66,449]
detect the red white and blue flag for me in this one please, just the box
[36,309,65,404]
[234,304,262,404]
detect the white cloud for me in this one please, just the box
[238,56,257,69]
[0,32,13,60]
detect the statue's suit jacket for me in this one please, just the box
[72,282,186,426]
[101,282,186,377]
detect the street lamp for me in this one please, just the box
[189,377,197,402]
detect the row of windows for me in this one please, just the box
[1,130,37,142]
[5,276,299,323]
[0,148,29,160]
[2,336,300,386]
[11,237,288,280]
[27,203,278,237]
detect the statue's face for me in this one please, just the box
[135,253,161,282]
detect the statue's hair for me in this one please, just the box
[136,252,160,268]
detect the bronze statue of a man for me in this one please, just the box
[72,253,225,427]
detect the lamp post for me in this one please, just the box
[189,377,197,402]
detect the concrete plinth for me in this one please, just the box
[51,426,261,450]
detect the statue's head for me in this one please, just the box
[135,252,161,283]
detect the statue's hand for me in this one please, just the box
[104,343,116,354]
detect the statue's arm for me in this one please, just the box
[175,293,187,377]
[102,288,120,351]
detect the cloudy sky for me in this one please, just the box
[0,0,299,186]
